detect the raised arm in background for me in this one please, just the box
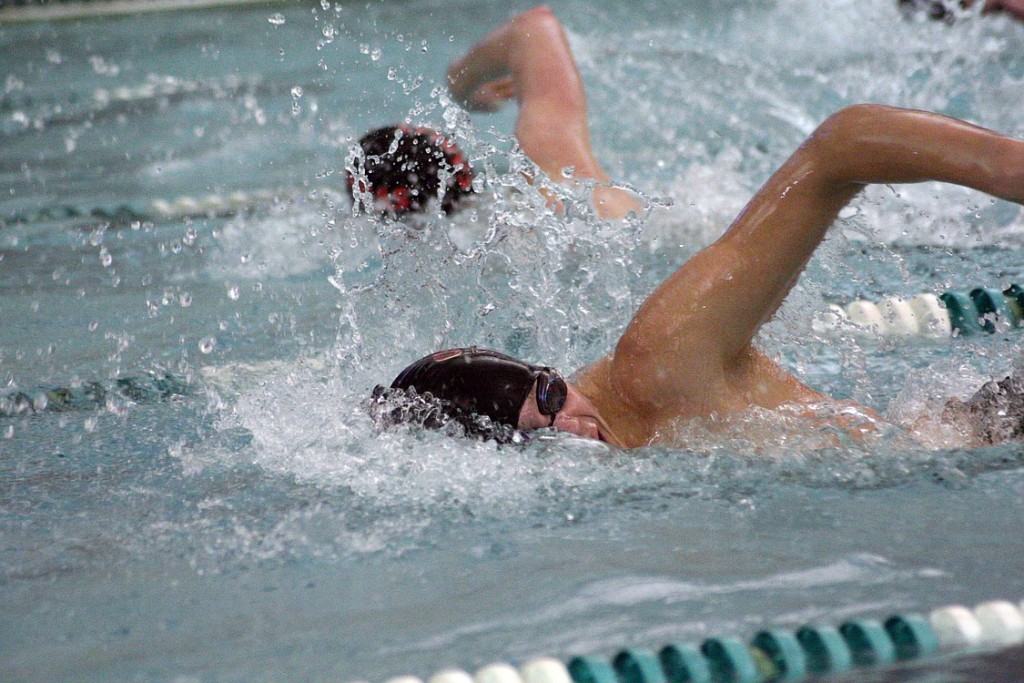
[446,6,641,219]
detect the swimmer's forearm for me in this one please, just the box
[812,104,1024,205]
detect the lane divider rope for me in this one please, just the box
[372,598,1024,683]
[814,283,1024,338]
[1,186,334,226]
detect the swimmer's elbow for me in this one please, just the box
[517,6,557,24]
[804,104,907,187]
[988,141,1024,205]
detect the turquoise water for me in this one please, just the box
[2,1,1024,681]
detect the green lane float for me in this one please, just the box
[837,620,896,667]
[700,637,761,683]
[613,649,667,683]
[658,643,712,683]
[750,629,806,682]
[794,625,852,675]
[568,657,618,683]
[884,613,939,660]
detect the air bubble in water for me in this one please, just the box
[179,292,192,307]
[99,248,112,267]
[227,284,240,300]
[370,48,382,61]
[268,13,285,25]
[198,337,217,354]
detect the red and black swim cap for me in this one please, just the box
[347,125,474,217]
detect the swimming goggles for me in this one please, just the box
[535,369,568,426]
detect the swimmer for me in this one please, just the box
[963,0,1024,21]
[899,0,1024,22]
[348,6,639,220]
[374,8,1024,449]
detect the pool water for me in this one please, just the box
[2,1,1024,681]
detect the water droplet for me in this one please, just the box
[198,337,217,354]
[267,13,285,25]
[106,396,130,417]
[291,86,303,99]
[370,48,382,61]
[227,284,240,300]
[100,248,112,267]
[387,68,398,81]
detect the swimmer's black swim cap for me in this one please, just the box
[347,125,474,217]
[390,347,541,428]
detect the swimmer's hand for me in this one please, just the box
[464,76,516,113]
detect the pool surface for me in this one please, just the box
[2,0,1024,681]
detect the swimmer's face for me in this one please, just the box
[518,379,624,446]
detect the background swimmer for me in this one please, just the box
[899,0,1024,22]
[348,7,639,220]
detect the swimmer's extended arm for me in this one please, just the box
[613,104,1024,410]
[446,6,640,218]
